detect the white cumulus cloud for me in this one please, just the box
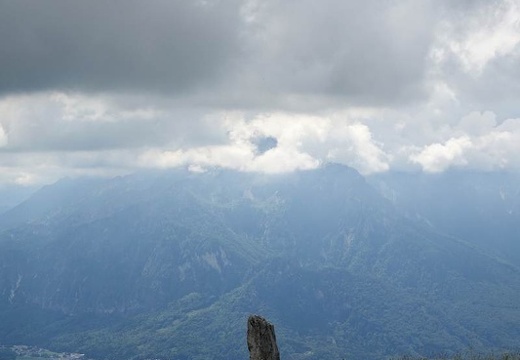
[410,136,473,173]
[0,125,7,148]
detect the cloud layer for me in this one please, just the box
[0,0,243,95]
[0,0,519,185]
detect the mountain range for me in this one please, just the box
[0,164,519,359]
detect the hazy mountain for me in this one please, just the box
[1,165,519,359]
[0,185,39,215]
[369,171,520,265]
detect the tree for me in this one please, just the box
[0,348,16,360]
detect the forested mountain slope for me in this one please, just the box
[369,171,520,265]
[1,165,519,359]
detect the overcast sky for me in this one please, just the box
[1,0,520,186]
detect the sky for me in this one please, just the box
[1,0,520,186]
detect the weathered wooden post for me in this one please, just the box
[247,315,280,360]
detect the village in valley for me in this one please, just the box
[0,345,90,360]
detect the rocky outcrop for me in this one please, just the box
[247,315,280,360]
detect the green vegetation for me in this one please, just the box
[1,167,520,359]
[393,351,520,360]
[0,348,16,360]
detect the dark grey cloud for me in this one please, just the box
[0,0,443,107]
[0,0,243,95]
[233,0,439,106]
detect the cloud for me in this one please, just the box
[137,112,390,175]
[0,0,441,108]
[234,0,438,106]
[439,0,520,75]
[410,136,473,173]
[0,92,226,152]
[431,0,520,115]
[1,0,518,111]
[0,0,243,95]
[457,111,497,136]
[3,0,517,110]
[326,123,390,174]
[137,113,326,174]
[0,125,7,148]
[1,0,520,185]
[409,112,520,172]
[139,144,319,174]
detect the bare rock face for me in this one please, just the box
[247,315,280,360]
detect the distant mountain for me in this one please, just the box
[369,171,520,265]
[1,165,520,359]
[0,185,38,215]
